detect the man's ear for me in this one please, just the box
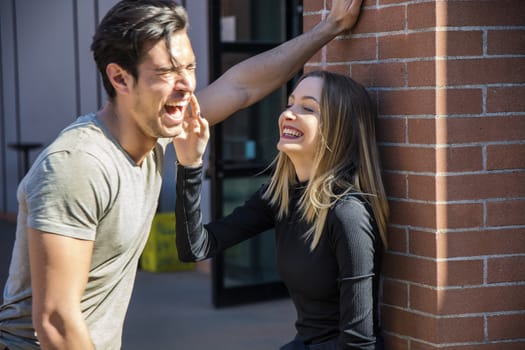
[106,63,133,95]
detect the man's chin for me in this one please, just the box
[161,126,183,139]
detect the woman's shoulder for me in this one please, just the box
[328,192,378,241]
[332,192,371,217]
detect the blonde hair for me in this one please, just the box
[263,71,389,250]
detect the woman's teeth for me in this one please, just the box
[283,127,303,138]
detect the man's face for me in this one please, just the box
[127,30,197,139]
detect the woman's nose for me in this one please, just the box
[282,109,296,120]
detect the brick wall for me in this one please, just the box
[304,0,525,348]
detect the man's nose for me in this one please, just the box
[174,70,195,92]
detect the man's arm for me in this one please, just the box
[28,229,95,350]
[197,0,363,125]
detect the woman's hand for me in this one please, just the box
[172,94,210,167]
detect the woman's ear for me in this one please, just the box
[106,63,133,95]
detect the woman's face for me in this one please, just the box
[277,76,323,166]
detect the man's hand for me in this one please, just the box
[326,0,364,35]
[173,94,210,167]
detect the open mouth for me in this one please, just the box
[282,126,303,139]
[163,101,188,126]
[164,103,184,116]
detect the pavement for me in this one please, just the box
[0,218,297,350]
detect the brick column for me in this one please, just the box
[304,0,525,348]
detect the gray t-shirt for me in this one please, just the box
[0,113,167,350]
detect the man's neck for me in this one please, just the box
[98,102,157,165]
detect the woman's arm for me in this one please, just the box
[175,164,275,262]
[329,197,381,349]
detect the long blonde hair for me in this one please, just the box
[263,70,388,250]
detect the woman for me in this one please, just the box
[174,70,388,349]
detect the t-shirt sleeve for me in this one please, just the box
[24,150,113,241]
[328,197,379,349]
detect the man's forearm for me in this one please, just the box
[35,311,95,350]
[198,0,362,125]
[217,18,341,109]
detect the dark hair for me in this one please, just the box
[91,0,188,99]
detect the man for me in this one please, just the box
[0,0,363,349]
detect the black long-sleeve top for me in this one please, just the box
[175,165,383,349]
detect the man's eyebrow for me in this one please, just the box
[154,62,196,73]
[154,66,175,73]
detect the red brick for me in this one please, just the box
[487,87,525,113]
[352,6,405,35]
[303,0,322,13]
[326,36,376,62]
[488,30,525,55]
[488,313,525,340]
[382,253,437,286]
[437,259,484,287]
[379,89,435,116]
[437,203,483,230]
[382,172,407,199]
[379,0,407,5]
[382,278,409,308]
[382,30,483,59]
[387,226,408,253]
[377,116,406,143]
[410,285,439,314]
[488,257,525,283]
[379,89,483,116]
[382,306,437,342]
[409,229,438,258]
[436,315,484,343]
[409,116,525,144]
[438,147,483,173]
[408,61,436,87]
[379,32,436,60]
[352,62,405,88]
[436,89,483,115]
[440,31,484,57]
[487,200,525,226]
[382,333,409,350]
[445,173,525,201]
[445,0,525,27]
[413,342,525,350]
[443,58,525,86]
[408,175,437,202]
[407,118,439,145]
[382,306,485,343]
[407,2,441,30]
[380,145,435,172]
[487,144,525,170]
[442,229,525,258]
[414,285,525,315]
[390,201,484,230]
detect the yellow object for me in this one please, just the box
[140,213,195,272]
